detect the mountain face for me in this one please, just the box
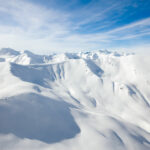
[0,48,150,150]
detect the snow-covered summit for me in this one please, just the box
[0,48,20,56]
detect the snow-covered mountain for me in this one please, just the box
[0,48,150,150]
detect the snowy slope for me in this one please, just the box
[0,48,150,150]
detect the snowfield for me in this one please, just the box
[0,48,150,150]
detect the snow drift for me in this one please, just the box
[0,48,150,150]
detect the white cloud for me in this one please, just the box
[107,17,150,34]
[0,0,150,54]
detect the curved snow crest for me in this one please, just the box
[0,48,150,150]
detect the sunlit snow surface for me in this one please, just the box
[0,48,150,150]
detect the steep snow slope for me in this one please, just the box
[0,48,150,150]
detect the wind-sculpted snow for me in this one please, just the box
[0,48,150,150]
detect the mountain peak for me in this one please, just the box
[0,48,20,56]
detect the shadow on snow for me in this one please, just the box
[0,93,80,143]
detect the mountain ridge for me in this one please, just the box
[0,48,131,65]
[0,48,150,150]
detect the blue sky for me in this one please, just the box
[0,0,150,54]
